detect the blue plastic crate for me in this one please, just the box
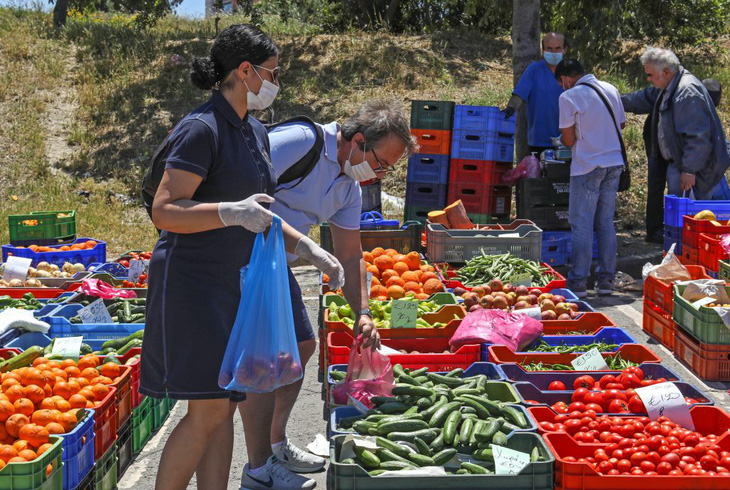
[2,237,106,267]
[407,153,450,185]
[6,331,107,352]
[712,177,730,200]
[405,182,448,209]
[498,362,682,387]
[88,262,129,277]
[664,224,683,255]
[359,212,399,230]
[453,105,516,134]
[47,304,144,340]
[542,233,570,266]
[61,408,95,490]
[550,288,580,302]
[664,195,730,228]
[451,130,515,162]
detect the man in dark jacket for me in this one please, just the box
[622,47,729,242]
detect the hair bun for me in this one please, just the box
[189,56,218,90]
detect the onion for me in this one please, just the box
[35,270,51,278]
[27,267,37,277]
[71,263,86,273]
[36,261,52,272]
[8,279,23,287]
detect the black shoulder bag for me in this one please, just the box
[578,82,631,192]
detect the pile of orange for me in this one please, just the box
[18,240,98,253]
[0,353,119,469]
[365,248,444,300]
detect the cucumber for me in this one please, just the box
[101,330,143,351]
[430,430,445,452]
[442,411,461,445]
[419,395,447,419]
[455,397,491,419]
[116,338,143,356]
[531,446,542,462]
[387,428,440,444]
[469,420,487,446]
[473,448,494,462]
[452,388,482,397]
[444,368,464,378]
[407,452,435,467]
[460,461,488,474]
[330,370,347,382]
[413,437,431,457]
[378,402,411,414]
[396,372,422,386]
[428,401,461,428]
[375,437,411,458]
[377,419,429,435]
[338,414,365,429]
[391,385,434,397]
[352,420,376,434]
[365,414,390,423]
[501,404,528,429]
[459,418,475,446]
[368,469,387,476]
[376,448,411,464]
[492,431,508,447]
[459,406,477,415]
[379,461,416,471]
[416,395,435,410]
[475,418,503,443]
[426,373,465,388]
[410,367,428,377]
[432,448,458,466]
[370,396,398,405]
[354,447,380,469]
[341,458,356,465]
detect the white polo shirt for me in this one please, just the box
[269,120,362,237]
[558,74,625,176]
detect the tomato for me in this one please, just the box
[630,451,647,466]
[563,456,577,462]
[720,455,730,468]
[656,461,673,475]
[607,469,620,475]
[668,469,683,475]
[564,419,583,435]
[700,455,719,471]
[603,389,627,402]
[608,399,630,413]
[585,403,603,413]
[683,433,700,446]
[598,461,614,473]
[599,374,617,389]
[640,460,656,473]
[568,402,587,413]
[548,380,567,391]
[572,388,590,403]
[553,402,569,413]
[606,383,625,390]
[647,451,661,466]
[554,414,569,423]
[628,395,645,414]
[583,392,605,408]
[612,449,625,459]
[630,468,644,475]
[119,259,130,268]
[539,422,555,431]
[623,366,644,380]
[573,375,595,390]
[619,373,641,389]
[616,459,632,473]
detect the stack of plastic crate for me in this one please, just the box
[447,105,515,224]
[360,178,381,213]
[665,195,730,270]
[405,100,455,222]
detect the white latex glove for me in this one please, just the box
[295,236,345,290]
[218,194,274,233]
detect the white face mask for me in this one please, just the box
[245,67,279,111]
[344,142,377,182]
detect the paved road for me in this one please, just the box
[118,266,730,489]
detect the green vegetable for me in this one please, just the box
[454,252,555,287]
[375,437,411,458]
[413,437,431,456]
[460,461,489,474]
[377,419,429,435]
[407,452,435,467]
[432,448,458,466]
[354,447,380,469]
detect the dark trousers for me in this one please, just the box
[646,155,668,236]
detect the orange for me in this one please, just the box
[12,439,31,452]
[90,384,108,400]
[52,382,72,400]
[45,361,61,370]
[384,248,398,257]
[75,377,90,388]
[5,413,30,438]
[321,273,330,283]
[31,410,60,426]
[13,398,34,417]
[385,276,405,288]
[415,293,430,300]
[393,262,409,275]
[387,285,406,299]
[36,443,53,456]
[0,422,8,441]
[370,247,385,258]
[393,254,407,263]
[0,459,4,470]
[380,269,399,284]
[42,384,53,397]
[45,422,65,435]
[373,255,394,272]
[80,368,98,382]
[420,264,435,272]
[60,359,76,369]
[400,270,420,283]
[371,276,381,287]
[19,424,49,449]
[39,398,58,410]
[8,456,27,463]
[362,251,374,263]
[57,413,77,433]
[2,371,21,382]
[68,394,87,409]
[85,240,98,249]
[77,356,98,371]
[4,385,25,404]
[78,388,96,402]
[403,281,422,293]
[54,400,71,412]
[99,363,120,379]
[370,285,388,299]
[32,357,48,367]
[50,369,67,381]
[366,264,380,279]
[64,366,81,378]
[0,445,18,463]
[18,449,37,461]
[46,463,53,476]
[20,368,46,387]
[35,363,50,372]
[422,278,445,295]
[405,252,421,270]
[23,385,46,405]
[0,400,15,422]
[1,378,20,391]
[421,271,438,282]
[90,376,113,385]
[65,380,80,396]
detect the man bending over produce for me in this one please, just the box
[237,99,417,478]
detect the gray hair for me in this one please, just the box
[341,99,418,154]
[640,46,681,74]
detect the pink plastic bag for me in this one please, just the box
[449,308,543,352]
[503,154,541,186]
[81,278,137,299]
[332,335,394,408]
[721,234,730,255]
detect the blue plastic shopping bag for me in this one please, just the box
[218,216,303,393]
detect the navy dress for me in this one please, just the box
[139,91,275,401]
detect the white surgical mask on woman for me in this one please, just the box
[245,66,279,111]
[344,142,377,182]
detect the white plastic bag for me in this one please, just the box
[642,243,691,282]
[0,308,50,336]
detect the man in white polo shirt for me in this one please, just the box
[556,59,626,298]
[236,100,415,479]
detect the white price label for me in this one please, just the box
[515,307,542,321]
[3,256,32,282]
[366,271,373,293]
[492,444,530,475]
[635,382,695,429]
[128,259,145,283]
[51,336,84,361]
[509,273,532,287]
[571,347,609,371]
[391,300,418,328]
[79,298,113,324]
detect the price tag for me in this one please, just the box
[51,336,84,361]
[2,256,32,282]
[79,298,113,324]
[509,273,532,287]
[492,444,530,475]
[571,347,609,371]
[128,259,145,283]
[515,307,542,320]
[391,300,417,328]
[366,271,373,292]
[635,382,695,429]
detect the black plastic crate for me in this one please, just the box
[516,177,571,208]
[117,418,134,479]
[405,182,448,209]
[543,160,571,178]
[517,205,570,230]
[410,100,454,130]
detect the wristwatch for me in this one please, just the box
[356,308,372,318]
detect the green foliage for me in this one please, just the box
[62,0,182,28]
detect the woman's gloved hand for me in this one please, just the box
[295,236,345,290]
[218,194,274,233]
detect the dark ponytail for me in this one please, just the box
[189,23,278,90]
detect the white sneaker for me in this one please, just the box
[272,437,326,473]
[240,455,316,490]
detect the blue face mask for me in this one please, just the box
[544,52,563,66]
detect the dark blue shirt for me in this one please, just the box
[513,60,564,147]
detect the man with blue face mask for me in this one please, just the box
[502,32,568,156]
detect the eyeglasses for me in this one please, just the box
[254,64,280,82]
[371,148,396,173]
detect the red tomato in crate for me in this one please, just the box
[548,380,567,391]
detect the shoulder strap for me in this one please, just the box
[578,82,627,165]
[267,116,325,189]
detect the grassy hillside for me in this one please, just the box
[1,7,729,255]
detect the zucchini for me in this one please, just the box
[391,384,433,397]
[432,448,457,466]
[407,452,435,467]
[428,401,461,428]
[459,418,475,446]
[379,461,416,471]
[376,448,411,464]
[442,411,461,445]
[387,428,440,444]
[377,419,429,435]
[413,437,431,457]
[375,437,411,458]
[354,447,380,469]
[0,346,43,372]
[461,461,488,474]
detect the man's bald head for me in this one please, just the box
[542,32,566,51]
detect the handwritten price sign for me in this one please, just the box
[508,272,532,287]
[79,298,113,324]
[128,259,145,283]
[635,382,694,430]
[570,348,609,371]
[3,256,32,282]
[51,336,84,361]
[492,444,530,475]
[391,300,417,329]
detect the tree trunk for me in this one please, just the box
[511,0,541,161]
[53,0,69,29]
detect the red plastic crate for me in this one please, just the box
[92,385,118,461]
[641,299,675,350]
[544,431,730,490]
[117,347,144,408]
[541,313,617,335]
[673,324,730,381]
[0,285,80,298]
[410,128,452,155]
[446,182,511,215]
[643,264,710,313]
[680,243,699,265]
[699,232,730,273]
[683,214,730,249]
[325,331,480,372]
[487,344,661,368]
[0,348,22,359]
[435,262,567,293]
[110,365,133,429]
[448,159,512,186]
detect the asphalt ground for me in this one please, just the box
[118,265,730,489]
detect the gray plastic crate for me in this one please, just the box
[426,222,543,263]
[328,432,554,490]
[319,221,423,254]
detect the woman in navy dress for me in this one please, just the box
[139,24,344,490]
